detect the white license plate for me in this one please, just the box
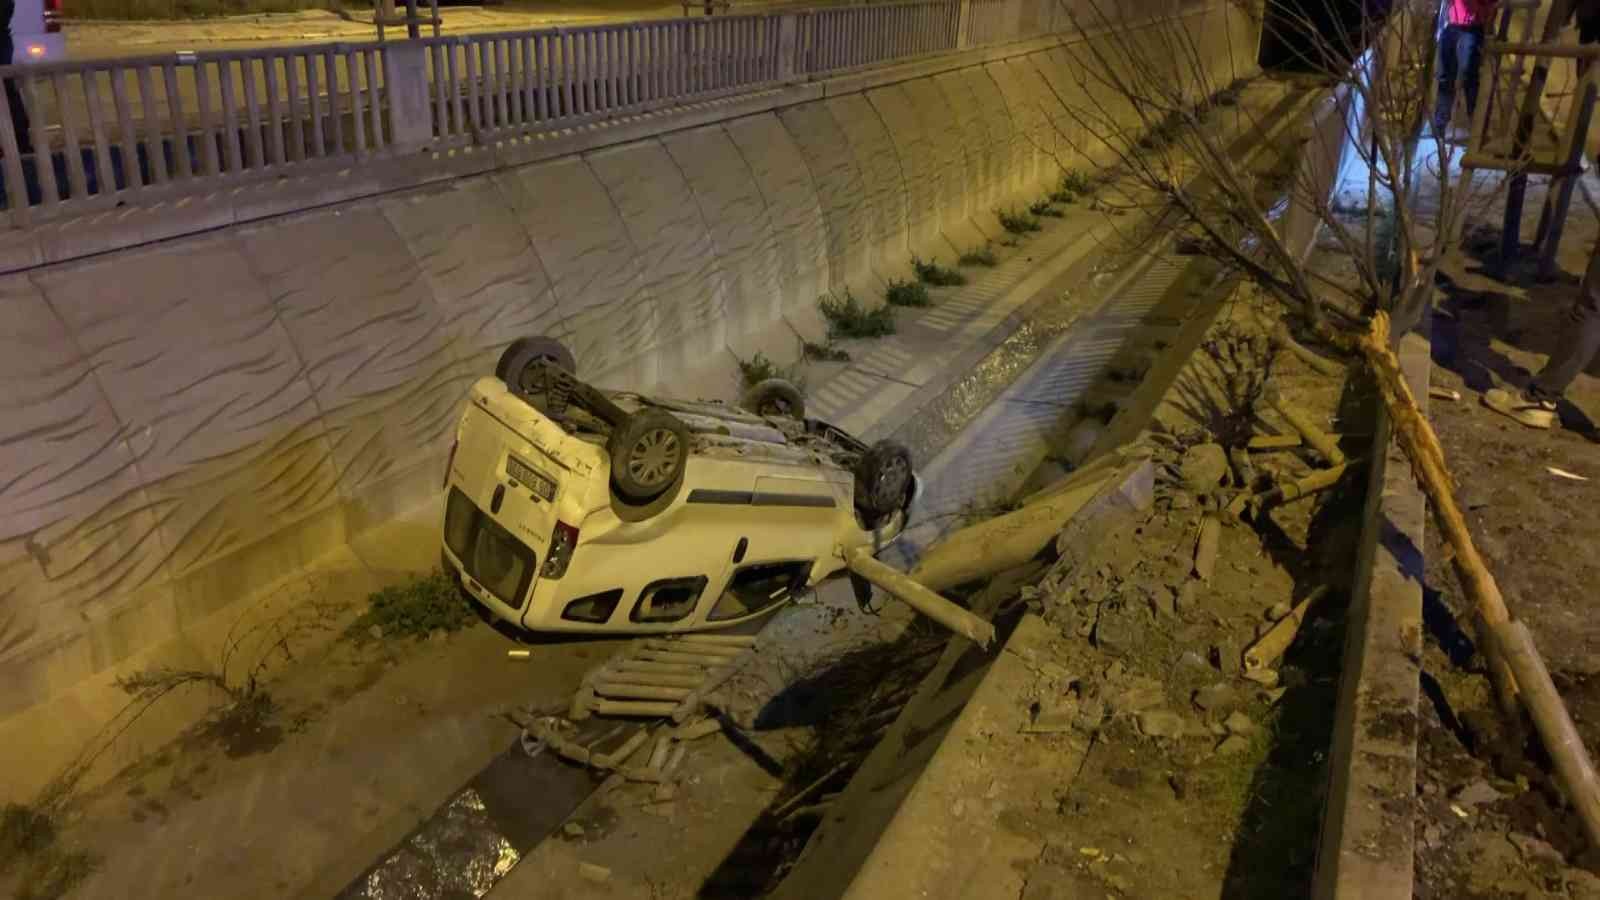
[505,454,557,502]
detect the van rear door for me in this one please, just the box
[447,394,584,613]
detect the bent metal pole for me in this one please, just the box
[845,546,996,649]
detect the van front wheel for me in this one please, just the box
[609,410,690,502]
[855,440,914,527]
[741,378,806,419]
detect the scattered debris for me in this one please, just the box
[1216,734,1252,755]
[1548,466,1588,482]
[1138,710,1190,738]
[1180,443,1230,492]
[1242,668,1281,688]
[1247,433,1303,450]
[507,649,531,660]
[1451,780,1504,810]
[578,862,612,884]
[570,634,757,721]
[1193,683,1237,713]
[1272,321,1346,377]
[1193,515,1221,582]
[1223,711,1257,735]
[1266,385,1346,466]
[1243,586,1330,672]
[1428,385,1462,402]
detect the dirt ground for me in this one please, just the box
[962,284,1371,900]
[1410,174,1600,900]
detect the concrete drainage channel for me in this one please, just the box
[332,81,1326,900]
[328,229,1237,900]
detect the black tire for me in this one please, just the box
[608,409,691,503]
[741,378,806,419]
[855,440,914,525]
[498,337,578,415]
[497,336,576,383]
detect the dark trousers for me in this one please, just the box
[1435,24,1485,133]
[1533,240,1600,397]
[0,35,30,153]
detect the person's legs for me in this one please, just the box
[1531,244,1600,398]
[1486,239,1600,428]
[1435,25,1462,135]
[1459,25,1485,119]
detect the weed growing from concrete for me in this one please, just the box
[2,803,96,900]
[1031,199,1065,218]
[738,352,807,392]
[349,568,476,642]
[1053,169,1094,202]
[912,256,967,286]
[885,279,931,308]
[958,246,998,267]
[801,340,851,363]
[819,291,895,339]
[996,208,1041,234]
[14,848,97,900]
[1138,115,1183,150]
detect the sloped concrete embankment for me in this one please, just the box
[0,5,1259,799]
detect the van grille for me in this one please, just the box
[445,488,536,610]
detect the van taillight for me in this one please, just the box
[542,520,579,579]
[443,439,457,488]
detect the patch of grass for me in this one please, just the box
[884,278,931,308]
[16,849,97,900]
[1034,199,1066,218]
[1138,116,1184,150]
[801,340,850,363]
[1,804,55,869]
[819,290,896,340]
[2,803,95,900]
[912,256,967,286]
[349,568,475,642]
[958,246,998,267]
[996,208,1041,234]
[1052,169,1093,202]
[1060,169,1093,194]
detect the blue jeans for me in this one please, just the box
[1435,24,1485,133]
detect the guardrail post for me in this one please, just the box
[957,0,974,49]
[383,42,433,153]
[776,12,800,80]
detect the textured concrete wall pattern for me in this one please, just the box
[0,5,1260,734]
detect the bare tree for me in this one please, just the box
[1046,0,1600,846]
[1055,0,1494,339]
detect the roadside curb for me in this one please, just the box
[1311,323,1430,900]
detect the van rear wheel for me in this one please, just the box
[609,410,690,503]
[498,336,577,414]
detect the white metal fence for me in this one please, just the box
[0,0,1133,223]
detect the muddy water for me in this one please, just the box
[334,724,616,899]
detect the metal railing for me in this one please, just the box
[0,44,390,217]
[421,15,786,146]
[0,0,1097,224]
[799,0,960,75]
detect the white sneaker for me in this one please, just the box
[1483,387,1558,429]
